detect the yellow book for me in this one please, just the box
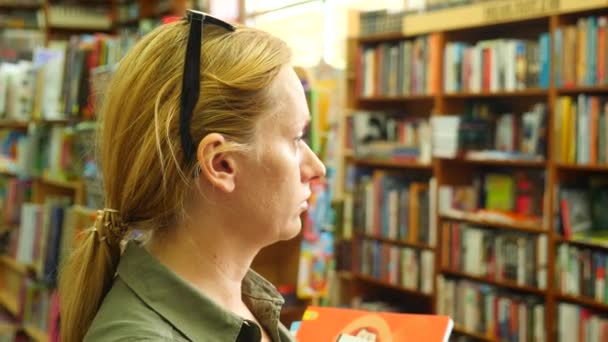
[560,97,571,163]
[577,18,587,85]
[568,99,578,164]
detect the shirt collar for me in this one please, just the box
[116,240,285,341]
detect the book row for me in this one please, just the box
[1,32,136,121]
[431,103,547,161]
[356,34,440,97]
[356,239,434,295]
[441,221,548,289]
[346,112,431,163]
[555,16,608,88]
[350,170,435,246]
[554,95,608,166]
[557,302,608,342]
[444,34,549,93]
[437,276,546,341]
[438,170,546,221]
[556,243,608,304]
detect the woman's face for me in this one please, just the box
[234,66,325,245]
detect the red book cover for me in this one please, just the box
[296,306,453,342]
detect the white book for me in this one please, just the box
[421,251,434,294]
[428,178,437,246]
[537,235,548,289]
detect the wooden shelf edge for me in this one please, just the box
[353,273,434,298]
[452,325,495,342]
[443,89,548,98]
[442,269,545,295]
[439,211,546,233]
[558,85,608,94]
[346,157,432,169]
[555,237,608,250]
[355,233,435,250]
[23,324,49,342]
[556,293,608,312]
[555,163,608,172]
[440,157,546,168]
[357,95,435,101]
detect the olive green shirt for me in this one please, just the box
[85,240,295,342]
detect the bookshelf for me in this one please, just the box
[344,1,608,341]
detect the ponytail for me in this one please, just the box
[58,209,128,342]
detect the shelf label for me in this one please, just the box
[483,0,560,23]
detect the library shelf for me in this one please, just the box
[0,289,19,317]
[355,233,434,250]
[555,163,608,172]
[0,121,29,130]
[452,325,494,342]
[357,94,435,102]
[442,269,545,296]
[352,273,433,299]
[357,32,407,44]
[439,211,546,234]
[346,156,432,169]
[337,270,354,280]
[0,169,18,178]
[38,177,83,191]
[0,256,34,275]
[556,293,608,312]
[440,157,547,168]
[23,324,49,342]
[558,85,608,94]
[0,3,43,10]
[443,89,548,98]
[554,237,608,250]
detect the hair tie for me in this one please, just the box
[90,208,128,244]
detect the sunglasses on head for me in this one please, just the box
[179,9,236,164]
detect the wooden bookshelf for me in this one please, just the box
[452,325,494,342]
[355,233,434,250]
[554,237,608,250]
[0,121,30,130]
[357,32,407,44]
[443,89,548,98]
[555,163,608,173]
[346,157,432,169]
[442,269,545,296]
[556,294,608,312]
[0,3,43,10]
[345,4,608,340]
[558,85,608,94]
[441,157,547,168]
[439,211,546,234]
[357,94,435,102]
[352,273,433,299]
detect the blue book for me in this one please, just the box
[554,28,563,87]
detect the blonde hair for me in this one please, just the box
[58,21,291,342]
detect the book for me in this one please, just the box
[295,306,453,342]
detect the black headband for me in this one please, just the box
[180,10,236,164]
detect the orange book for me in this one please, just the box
[295,306,453,342]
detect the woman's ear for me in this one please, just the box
[196,133,236,193]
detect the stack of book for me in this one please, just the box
[444,34,550,93]
[347,112,431,163]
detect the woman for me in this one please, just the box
[59,10,325,342]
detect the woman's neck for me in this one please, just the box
[145,221,259,313]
